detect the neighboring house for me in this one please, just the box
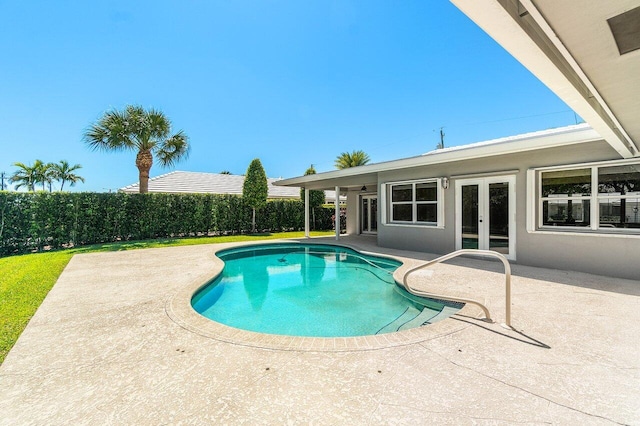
[119,170,342,203]
[275,2,640,280]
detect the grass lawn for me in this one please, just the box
[0,231,334,365]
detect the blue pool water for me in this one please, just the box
[192,243,462,337]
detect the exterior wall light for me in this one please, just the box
[441,177,449,189]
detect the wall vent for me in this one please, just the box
[607,6,640,55]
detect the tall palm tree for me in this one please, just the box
[9,160,53,191]
[84,105,190,193]
[51,160,85,191]
[334,150,371,169]
[9,161,38,191]
[39,161,56,192]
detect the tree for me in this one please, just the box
[299,165,325,229]
[40,162,56,192]
[334,150,371,169]
[242,158,268,232]
[220,170,231,175]
[84,105,189,193]
[9,160,51,191]
[9,161,38,191]
[51,160,85,191]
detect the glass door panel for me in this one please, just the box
[361,196,378,234]
[370,198,378,232]
[361,198,369,233]
[489,183,509,254]
[461,185,479,249]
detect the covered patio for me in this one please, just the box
[290,169,379,240]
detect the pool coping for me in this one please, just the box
[166,239,482,351]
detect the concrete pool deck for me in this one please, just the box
[1,236,638,424]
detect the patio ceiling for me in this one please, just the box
[277,168,380,191]
[451,0,640,159]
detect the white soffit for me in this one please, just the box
[450,0,640,159]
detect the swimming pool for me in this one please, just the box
[192,243,462,337]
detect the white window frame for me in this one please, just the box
[383,178,444,227]
[539,167,592,228]
[530,159,640,234]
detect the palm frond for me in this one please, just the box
[146,108,171,138]
[334,150,371,169]
[83,109,136,152]
[155,131,190,167]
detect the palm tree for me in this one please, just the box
[9,160,53,191]
[84,105,190,193]
[39,162,56,192]
[9,161,38,191]
[334,150,371,169]
[51,160,85,191]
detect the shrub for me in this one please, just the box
[0,192,336,256]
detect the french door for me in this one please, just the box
[455,176,516,260]
[361,196,378,234]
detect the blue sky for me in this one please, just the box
[0,1,579,192]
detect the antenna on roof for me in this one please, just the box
[435,127,445,149]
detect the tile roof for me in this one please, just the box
[119,171,340,201]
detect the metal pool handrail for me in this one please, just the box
[401,249,512,328]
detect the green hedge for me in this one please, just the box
[0,192,336,256]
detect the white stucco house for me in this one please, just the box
[275,1,640,280]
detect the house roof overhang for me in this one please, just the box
[275,124,601,190]
[450,0,640,159]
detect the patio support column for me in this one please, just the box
[335,186,340,240]
[304,186,310,238]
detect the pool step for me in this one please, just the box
[378,306,443,334]
[397,308,439,331]
[376,307,421,334]
[377,305,461,334]
[421,305,460,325]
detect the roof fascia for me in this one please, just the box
[275,126,601,187]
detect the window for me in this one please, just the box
[388,179,441,225]
[597,165,640,228]
[537,161,640,231]
[541,169,591,227]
